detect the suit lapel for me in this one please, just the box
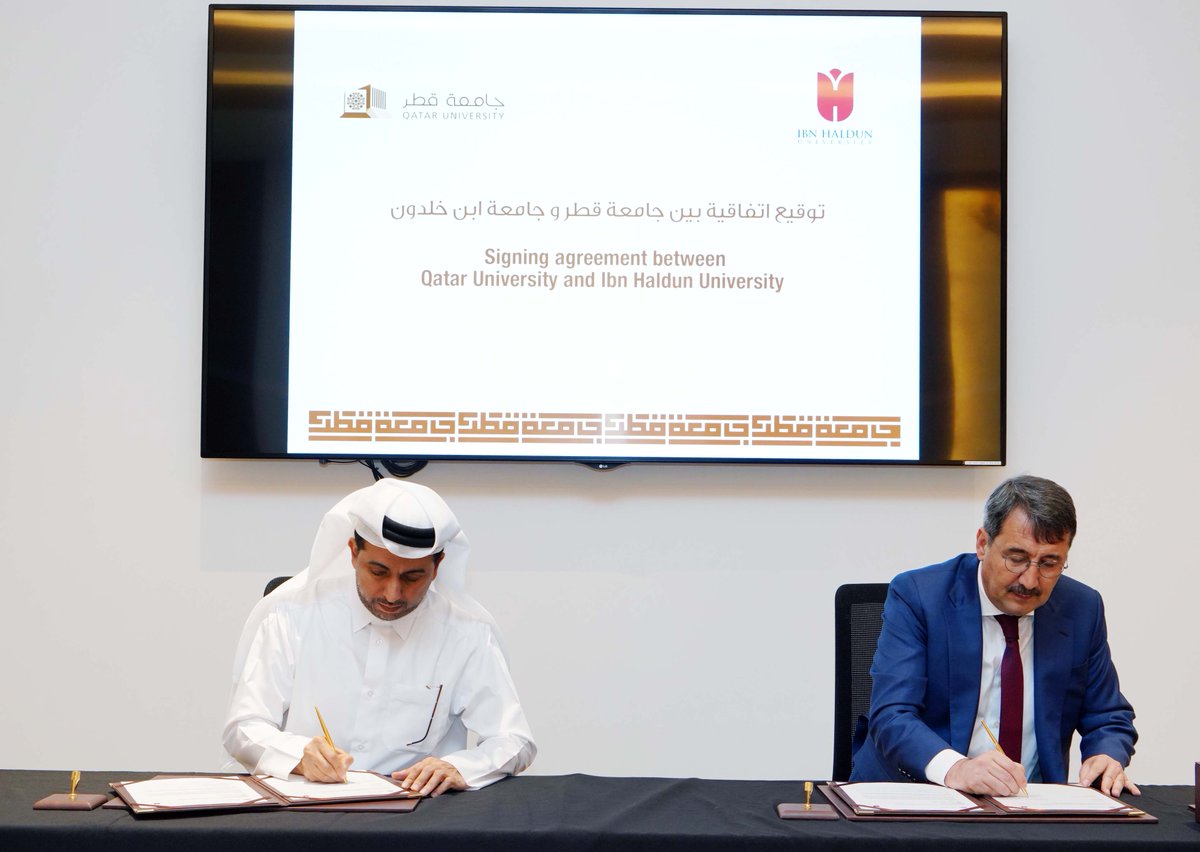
[1033,596,1072,780]
[946,559,983,753]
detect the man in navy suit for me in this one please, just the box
[850,475,1138,796]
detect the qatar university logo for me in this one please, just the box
[341,84,388,118]
[816,69,854,122]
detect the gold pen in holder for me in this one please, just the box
[69,770,80,801]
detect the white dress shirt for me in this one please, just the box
[223,571,536,789]
[924,562,1038,785]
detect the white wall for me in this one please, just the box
[1,0,1197,783]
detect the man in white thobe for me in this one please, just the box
[223,479,536,796]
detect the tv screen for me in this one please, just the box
[203,5,1006,466]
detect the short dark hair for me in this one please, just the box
[353,531,445,565]
[982,475,1077,544]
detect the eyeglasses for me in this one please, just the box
[1001,553,1066,579]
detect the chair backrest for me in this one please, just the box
[263,576,292,597]
[832,582,890,781]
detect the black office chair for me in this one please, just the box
[832,583,890,781]
[263,576,292,597]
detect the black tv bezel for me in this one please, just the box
[202,5,1007,467]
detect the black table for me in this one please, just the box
[2,770,1197,851]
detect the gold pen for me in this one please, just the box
[69,770,80,801]
[980,719,1028,797]
[314,706,350,784]
[803,780,813,810]
[315,706,337,750]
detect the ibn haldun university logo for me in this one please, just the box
[341,84,387,118]
[816,69,854,122]
[798,67,871,144]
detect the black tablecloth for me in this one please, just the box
[2,770,1197,852]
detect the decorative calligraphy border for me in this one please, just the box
[307,410,901,448]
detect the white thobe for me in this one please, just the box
[223,572,535,789]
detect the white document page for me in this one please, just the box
[994,783,1129,812]
[120,776,267,808]
[256,770,409,801]
[837,782,985,812]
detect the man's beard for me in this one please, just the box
[359,588,411,620]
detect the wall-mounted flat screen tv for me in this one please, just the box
[203,5,1006,466]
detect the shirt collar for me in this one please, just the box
[349,583,429,638]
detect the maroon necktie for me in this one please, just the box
[995,614,1023,762]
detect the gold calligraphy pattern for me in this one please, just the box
[308,411,902,448]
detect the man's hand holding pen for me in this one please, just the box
[294,736,354,783]
[945,750,1028,796]
[293,706,353,783]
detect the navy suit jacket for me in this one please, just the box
[850,553,1136,783]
